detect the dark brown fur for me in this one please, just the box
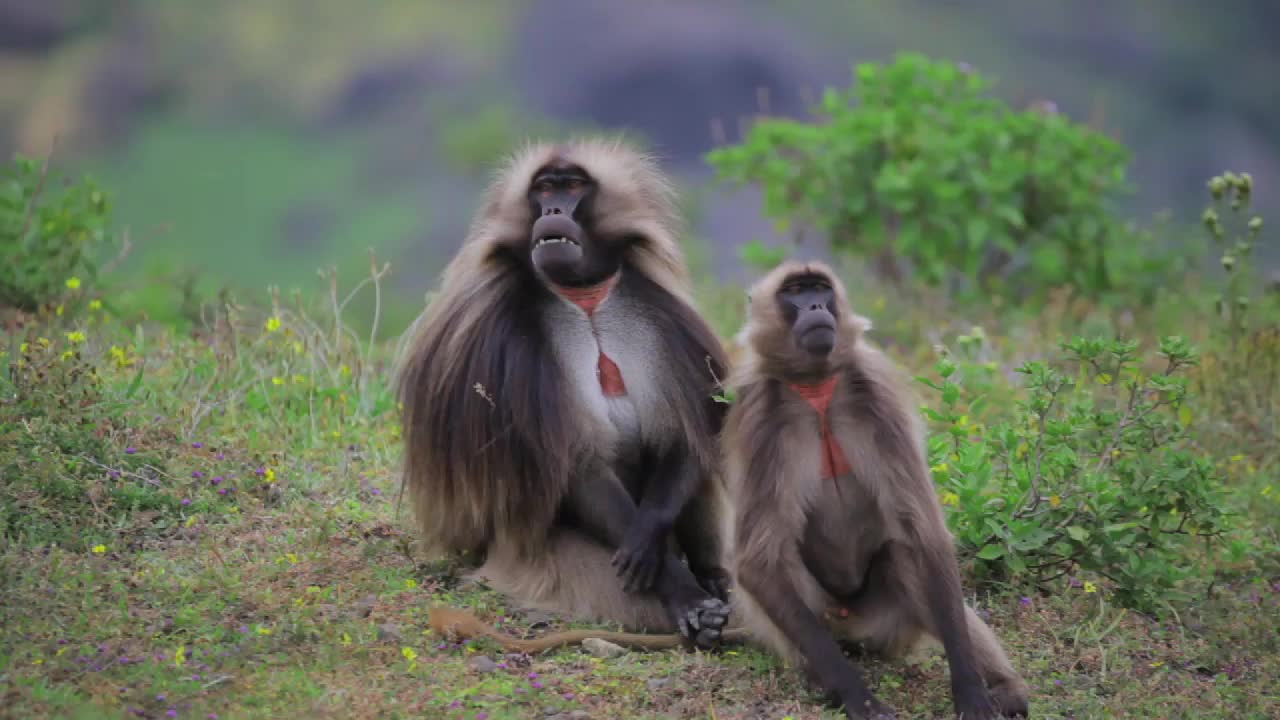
[720,260,1030,718]
[396,137,730,637]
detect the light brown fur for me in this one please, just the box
[719,260,1030,717]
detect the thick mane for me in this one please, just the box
[395,135,715,557]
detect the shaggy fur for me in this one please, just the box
[719,260,1030,718]
[395,136,728,632]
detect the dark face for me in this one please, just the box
[526,161,621,287]
[776,272,838,358]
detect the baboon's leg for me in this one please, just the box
[475,525,672,632]
[563,466,729,647]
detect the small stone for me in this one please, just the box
[521,609,555,628]
[377,624,403,642]
[582,637,626,658]
[467,655,501,673]
[646,678,670,691]
[568,712,591,719]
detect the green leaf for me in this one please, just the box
[1066,526,1089,543]
[976,544,1006,560]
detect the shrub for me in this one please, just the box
[0,155,116,312]
[706,53,1183,304]
[920,334,1232,614]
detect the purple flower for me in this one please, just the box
[370,488,382,496]
[255,467,266,476]
[531,681,543,689]
[476,713,488,720]
[125,448,137,455]
[218,488,228,496]
[215,453,225,461]
[181,498,192,506]
[192,442,204,449]
[1019,597,1032,606]
[191,674,201,681]
[238,626,249,634]
[563,693,575,700]
[156,694,166,701]
[166,711,177,718]
[192,471,204,479]
[110,470,121,478]
[208,715,219,720]
[449,700,462,708]
[211,476,223,485]
[527,672,538,679]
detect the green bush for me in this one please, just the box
[706,53,1183,304]
[0,155,116,312]
[920,334,1232,614]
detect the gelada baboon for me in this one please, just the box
[396,136,731,647]
[719,260,1030,718]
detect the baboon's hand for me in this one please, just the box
[611,522,664,593]
[835,686,896,720]
[694,566,732,601]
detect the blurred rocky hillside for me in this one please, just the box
[3,0,1277,323]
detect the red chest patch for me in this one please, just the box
[788,375,853,480]
[550,275,628,397]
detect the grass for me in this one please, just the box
[2,252,1278,720]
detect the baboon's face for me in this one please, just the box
[525,161,622,287]
[775,272,838,358]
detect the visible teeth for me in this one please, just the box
[536,236,574,247]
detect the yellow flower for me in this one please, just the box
[404,578,418,590]
[265,316,282,333]
[1097,373,1113,385]
[264,468,276,483]
[271,377,285,386]
[174,645,187,667]
[92,544,107,554]
[66,331,85,344]
[291,374,308,385]
[255,626,272,636]
[38,337,50,347]
[340,364,352,378]
[1083,581,1097,593]
[401,647,418,661]
[66,277,81,290]
[61,350,74,360]
[292,341,304,354]
[1049,495,1062,508]
[56,304,65,316]
[19,342,28,353]
[340,632,352,646]
[1262,486,1272,497]
[89,299,103,310]
[941,491,960,507]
